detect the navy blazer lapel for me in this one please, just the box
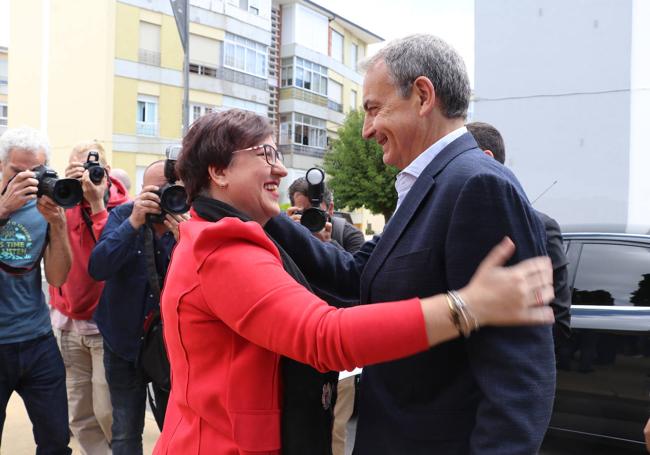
[359,133,479,303]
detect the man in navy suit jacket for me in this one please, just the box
[266,34,555,454]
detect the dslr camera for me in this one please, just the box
[148,145,190,224]
[83,150,106,185]
[297,167,329,233]
[32,165,83,208]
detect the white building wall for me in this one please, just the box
[474,0,636,229]
[627,0,650,230]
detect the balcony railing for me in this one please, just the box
[138,49,161,67]
[327,100,343,113]
[279,87,328,107]
[136,121,157,137]
[190,63,268,91]
[279,143,326,159]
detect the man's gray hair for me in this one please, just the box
[359,34,471,119]
[0,127,51,164]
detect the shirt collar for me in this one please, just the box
[394,126,467,211]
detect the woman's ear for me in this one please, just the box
[208,165,228,189]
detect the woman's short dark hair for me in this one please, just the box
[178,109,274,201]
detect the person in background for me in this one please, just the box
[49,141,129,454]
[0,127,73,454]
[110,168,132,193]
[89,160,186,455]
[287,177,365,253]
[287,176,365,455]
[466,121,571,340]
[152,109,555,454]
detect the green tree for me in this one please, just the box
[323,110,398,223]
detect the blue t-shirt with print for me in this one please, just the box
[0,199,51,344]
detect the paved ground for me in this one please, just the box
[2,392,160,454]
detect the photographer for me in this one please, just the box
[287,176,364,253]
[49,141,129,454]
[88,159,187,455]
[0,127,73,454]
[287,174,365,455]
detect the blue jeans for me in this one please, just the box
[103,343,146,455]
[0,332,71,455]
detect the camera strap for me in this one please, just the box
[143,224,162,302]
[81,209,97,243]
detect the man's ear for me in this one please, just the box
[327,202,334,217]
[483,149,495,159]
[412,76,435,116]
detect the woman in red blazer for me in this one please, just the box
[153,110,554,455]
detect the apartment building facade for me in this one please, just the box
[9,0,381,204]
[0,46,8,135]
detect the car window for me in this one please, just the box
[572,243,650,307]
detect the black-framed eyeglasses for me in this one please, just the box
[233,144,283,166]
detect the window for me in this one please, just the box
[190,34,221,70]
[0,104,7,126]
[139,21,161,66]
[224,32,267,79]
[350,43,358,69]
[190,104,217,124]
[572,243,650,307]
[331,30,343,62]
[281,57,327,96]
[222,96,267,116]
[327,80,342,112]
[136,96,158,136]
[0,59,7,94]
[280,113,327,149]
[237,0,259,14]
[350,89,357,110]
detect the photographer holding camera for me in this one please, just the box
[0,127,73,454]
[287,171,365,455]
[48,141,129,454]
[89,157,188,455]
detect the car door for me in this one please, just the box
[550,238,650,447]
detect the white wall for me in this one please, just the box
[474,0,636,229]
[627,0,650,231]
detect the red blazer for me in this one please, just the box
[154,216,428,455]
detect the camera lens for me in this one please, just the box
[88,166,105,184]
[160,185,189,215]
[300,208,327,232]
[52,179,83,208]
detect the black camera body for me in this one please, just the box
[32,165,83,208]
[83,150,106,185]
[299,168,328,233]
[148,145,189,224]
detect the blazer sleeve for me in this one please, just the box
[445,173,556,455]
[538,212,571,338]
[88,205,140,281]
[194,221,428,373]
[265,214,375,301]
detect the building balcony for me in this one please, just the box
[327,100,343,113]
[138,49,161,67]
[189,63,268,91]
[0,80,7,95]
[136,121,158,137]
[279,87,327,107]
[279,143,326,159]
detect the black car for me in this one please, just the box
[547,232,650,452]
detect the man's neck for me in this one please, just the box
[403,117,466,169]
